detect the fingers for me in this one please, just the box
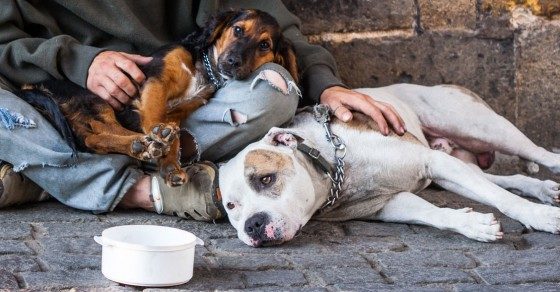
[87,51,152,110]
[114,54,147,84]
[121,52,153,65]
[99,76,130,105]
[90,83,123,110]
[331,103,353,122]
[356,100,390,135]
[319,86,407,136]
[373,101,406,134]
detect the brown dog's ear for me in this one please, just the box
[274,37,299,83]
[182,10,241,54]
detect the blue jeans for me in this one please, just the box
[0,63,299,212]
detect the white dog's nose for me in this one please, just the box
[244,212,269,239]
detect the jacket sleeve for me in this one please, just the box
[0,0,103,87]
[212,0,347,102]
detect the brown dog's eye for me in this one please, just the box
[259,41,270,51]
[233,26,243,37]
[226,202,235,210]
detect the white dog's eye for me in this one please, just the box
[260,175,272,185]
[226,202,236,210]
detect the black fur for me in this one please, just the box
[17,84,80,157]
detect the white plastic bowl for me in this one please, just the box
[94,225,204,287]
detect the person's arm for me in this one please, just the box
[215,0,405,135]
[0,0,151,110]
[0,0,104,87]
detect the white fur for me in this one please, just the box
[219,84,560,246]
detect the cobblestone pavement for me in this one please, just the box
[2,165,560,290]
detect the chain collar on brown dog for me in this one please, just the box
[202,51,225,89]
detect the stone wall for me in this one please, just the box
[282,0,560,149]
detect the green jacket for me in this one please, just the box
[0,0,344,101]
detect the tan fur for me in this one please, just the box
[337,112,422,145]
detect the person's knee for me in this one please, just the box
[226,63,300,128]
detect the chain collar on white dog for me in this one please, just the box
[296,104,347,212]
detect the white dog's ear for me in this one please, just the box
[264,127,299,148]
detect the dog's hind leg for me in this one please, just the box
[426,150,560,234]
[482,172,560,204]
[449,148,560,204]
[157,138,188,187]
[375,192,502,242]
[389,84,560,173]
[83,107,168,160]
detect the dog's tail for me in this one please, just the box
[17,87,79,158]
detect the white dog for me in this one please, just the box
[219,84,560,247]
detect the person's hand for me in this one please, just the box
[320,86,406,136]
[87,51,152,110]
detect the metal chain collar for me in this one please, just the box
[312,104,347,211]
[202,51,224,89]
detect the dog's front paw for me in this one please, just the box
[150,123,179,146]
[518,204,560,234]
[451,208,503,242]
[537,180,560,204]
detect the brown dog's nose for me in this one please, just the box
[226,55,241,68]
[244,212,270,239]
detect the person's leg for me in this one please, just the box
[0,87,145,212]
[183,63,300,162]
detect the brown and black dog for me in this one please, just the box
[19,9,298,186]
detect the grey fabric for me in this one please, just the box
[186,63,300,161]
[0,74,15,92]
[0,63,299,212]
[0,88,144,213]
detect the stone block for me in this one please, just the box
[384,266,474,284]
[455,283,560,291]
[400,231,511,252]
[171,268,245,290]
[0,240,33,255]
[0,270,18,289]
[0,223,31,239]
[20,270,113,289]
[282,0,416,34]
[314,266,385,285]
[289,251,370,268]
[244,269,307,287]
[38,237,100,255]
[522,231,560,249]
[342,221,412,237]
[40,253,101,271]
[0,202,98,223]
[373,250,476,269]
[476,264,560,284]
[472,248,560,267]
[0,255,40,272]
[205,254,291,270]
[514,18,560,149]
[315,31,516,122]
[478,0,515,39]
[418,0,477,30]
